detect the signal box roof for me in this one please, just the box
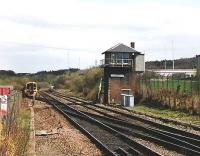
[102,43,141,54]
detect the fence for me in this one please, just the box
[5,91,22,136]
[0,91,23,155]
[138,73,200,114]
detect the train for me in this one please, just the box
[24,82,38,97]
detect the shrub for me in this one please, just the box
[53,67,103,99]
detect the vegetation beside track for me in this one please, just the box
[52,67,103,100]
[0,74,53,90]
[0,67,102,100]
[133,104,200,125]
[0,102,31,156]
[14,107,31,155]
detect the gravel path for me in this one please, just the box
[33,99,102,156]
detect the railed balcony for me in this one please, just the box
[100,58,133,67]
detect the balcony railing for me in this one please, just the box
[100,58,133,67]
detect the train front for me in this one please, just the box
[25,82,37,97]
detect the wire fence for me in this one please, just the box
[0,91,23,156]
[6,91,22,136]
[0,91,22,136]
[138,73,200,114]
[140,76,200,95]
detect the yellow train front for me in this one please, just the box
[24,82,38,97]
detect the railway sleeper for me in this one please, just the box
[82,110,200,150]
[75,103,200,146]
[51,91,200,143]
[106,122,200,156]
[41,91,162,156]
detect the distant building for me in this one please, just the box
[101,42,145,104]
[148,69,196,77]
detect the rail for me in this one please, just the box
[40,91,161,156]
[100,58,133,67]
[50,90,200,155]
[40,91,116,156]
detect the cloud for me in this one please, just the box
[1,15,157,34]
[0,0,200,72]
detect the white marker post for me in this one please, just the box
[0,95,8,115]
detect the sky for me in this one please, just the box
[0,0,200,73]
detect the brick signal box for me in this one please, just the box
[100,42,145,104]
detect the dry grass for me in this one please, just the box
[0,137,15,156]
[139,84,200,115]
[13,108,31,156]
[0,106,31,156]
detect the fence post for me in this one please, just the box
[190,77,193,94]
[183,75,186,92]
[145,76,148,98]
[162,76,164,88]
[161,76,164,101]
[167,76,169,89]
[148,77,151,98]
[178,78,180,93]
[198,76,200,96]
[139,76,143,96]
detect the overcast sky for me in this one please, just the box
[0,0,200,73]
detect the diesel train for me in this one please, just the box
[24,82,38,97]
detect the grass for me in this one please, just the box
[0,104,31,156]
[14,108,31,155]
[133,104,200,125]
[141,79,200,93]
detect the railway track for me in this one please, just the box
[48,90,200,156]
[39,90,200,131]
[39,91,162,156]
[112,105,200,132]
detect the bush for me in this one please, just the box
[53,67,103,99]
[70,75,83,92]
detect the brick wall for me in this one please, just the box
[110,78,121,103]
[109,73,138,104]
